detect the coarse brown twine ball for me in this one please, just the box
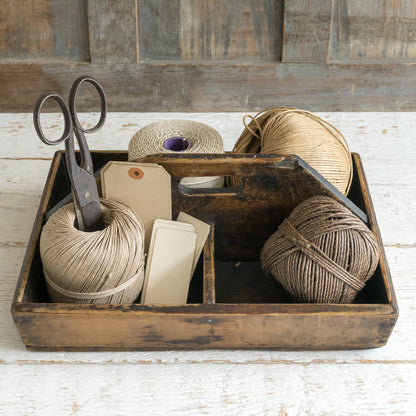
[260,196,379,303]
[229,107,353,195]
[40,199,145,304]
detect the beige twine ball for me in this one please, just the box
[260,196,379,303]
[128,119,225,188]
[40,199,145,304]
[230,107,353,194]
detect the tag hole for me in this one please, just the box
[128,168,144,179]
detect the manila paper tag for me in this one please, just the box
[100,161,172,252]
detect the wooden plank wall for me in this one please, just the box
[0,0,90,61]
[283,0,416,63]
[88,0,138,63]
[137,0,283,61]
[0,0,415,111]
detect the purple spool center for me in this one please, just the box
[163,136,191,152]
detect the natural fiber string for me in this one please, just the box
[278,219,365,292]
[242,114,263,141]
[40,199,145,304]
[43,265,144,300]
[260,196,379,303]
[128,119,225,188]
[230,108,353,195]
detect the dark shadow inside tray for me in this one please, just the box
[214,260,388,304]
[214,261,295,303]
[187,256,204,303]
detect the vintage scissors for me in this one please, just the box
[33,76,106,232]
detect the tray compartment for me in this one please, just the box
[211,154,389,305]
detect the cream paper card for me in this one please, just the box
[141,220,196,304]
[177,212,211,274]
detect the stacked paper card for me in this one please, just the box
[141,214,210,304]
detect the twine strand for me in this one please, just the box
[278,219,365,291]
[231,107,353,194]
[242,114,263,141]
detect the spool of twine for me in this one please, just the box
[229,107,353,195]
[260,196,379,304]
[40,199,145,304]
[128,120,225,188]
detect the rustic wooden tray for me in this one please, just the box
[11,152,398,351]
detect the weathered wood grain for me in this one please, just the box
[50,0,90,61]
[178,0,282,61]
[2,112,415,161]
[282,0,332,62]
[1,62,416,112]
[0,160,50,245]
[330,0,416,62]
[1,0,416,117]
[139,0,282,61]
[0,0,89,61]
[137,0,182,61]
[0,1,53,60]
[1,363,415,415]
[284,0,416,64]
[203,225,216,303]
[87,0,138,64]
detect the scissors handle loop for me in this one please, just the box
[33,93,73,145]
[69,76,107,134]
[33,76,107,232]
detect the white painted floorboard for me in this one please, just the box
[0,113,415,415]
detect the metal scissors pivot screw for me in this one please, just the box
[34,76,107,232]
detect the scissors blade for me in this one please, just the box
[73,128,94,174]
[44,166,104,222]
[65,131,104,232]
[72,166,105,231]
[73,193,86,231]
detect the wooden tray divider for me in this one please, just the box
[202,224,215,304]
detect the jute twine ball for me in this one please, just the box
[40,199,145,304]
[230,107,353,194]
[128,119,225,188]
[260,196,379,303]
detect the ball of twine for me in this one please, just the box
[229,107,353,194]
[260,196,379,303]
[40,199,145,304]
[128,120,225,188]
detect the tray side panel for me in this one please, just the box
[352,154,398,308]
[12,305,397,351]
[12,151,62,304]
